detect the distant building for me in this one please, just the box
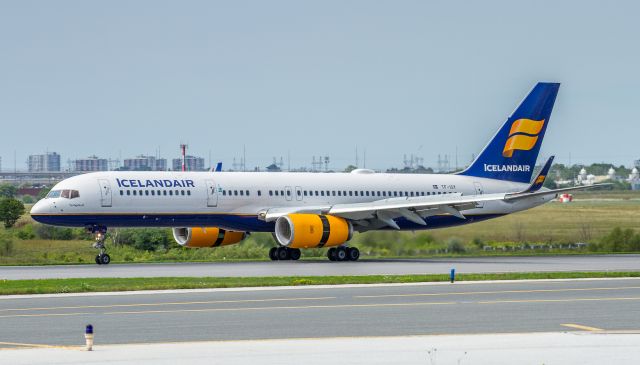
[123,155,167,171]
[629,167,640,191]
[74,156,108,172]
[171,155,205,171]
[265,163,281,172]
[28,152,61,172]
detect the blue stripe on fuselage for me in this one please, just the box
[31,213,505,232]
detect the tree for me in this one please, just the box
[0,184,17,199]
[0,198,25,228]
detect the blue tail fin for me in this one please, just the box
[459,82,560,183]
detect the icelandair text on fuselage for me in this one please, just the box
[116,178,195,188]
[483,164,530,172]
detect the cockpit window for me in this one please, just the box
[46,190,61,199]
[58,190,80,199]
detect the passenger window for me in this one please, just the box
[187,191,191,196]
[151,191,155,196]
[315,191,319,196]
[321,191,325,196]
[269,190,273,196]
[127,190,131,196]
[246,190,250,196]
[133,190,137,196]
[181,190,185,196]
[281,190,284,196]
[366,191,369,196]
[258,190,262,196]
[240,190,244,196]
[163,190,167,196]
[120,191,123,196]
[169,190,173,196]
[145,190,149,196]
[304,191,308,196]
[349,191,352,196]
[383,191,387,197]
[297,190,301,196]
[287,190,291,196]
[337,191,341,196]
[354,191,358,196]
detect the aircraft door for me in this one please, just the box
[98,179,112,207]
[473,182,484,208]
[285,186,293,201]
[205,180,218,207]
[294,186,303,201]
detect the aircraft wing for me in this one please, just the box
[261,183,609,230]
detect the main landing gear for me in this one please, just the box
[269,247,301,261]
[327,246,359,261]
[89,226,111,265]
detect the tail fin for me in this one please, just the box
[459,82,560,183]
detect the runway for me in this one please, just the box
[1,278,639,347]
[2,254,640,280]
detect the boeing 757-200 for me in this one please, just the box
[30,83,605,264]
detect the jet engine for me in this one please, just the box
[274,214,353,248]
[172,227,247,248]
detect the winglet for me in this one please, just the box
[522,155,554,193]
[215,162,223,172]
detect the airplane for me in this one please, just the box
[30,82,607,265]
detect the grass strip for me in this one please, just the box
[1,271,640,295]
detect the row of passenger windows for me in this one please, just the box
[222,189,457,198]
[119,190,191,197]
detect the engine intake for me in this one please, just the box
[274,214,353,248]
[172,227,247,248]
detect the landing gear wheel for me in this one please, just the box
[327,247,337,261]
[347,247,360,261]
[290,248,301,261]
[269,247,278,261]
[276,247,290,260]
[335,246,347,261]
[90,226,110,265]
[99,253,111,265]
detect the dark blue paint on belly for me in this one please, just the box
[32,213,506,232]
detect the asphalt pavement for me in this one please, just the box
[2,254,640,280]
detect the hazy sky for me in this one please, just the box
[1,0,639,171]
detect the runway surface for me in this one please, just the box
[2,254,640,280]
[1,278,639,347]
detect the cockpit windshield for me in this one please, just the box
[46,190,80,199]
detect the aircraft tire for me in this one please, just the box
[269,247,278,261]
[99,253,111,265]
[335,246,347,261]
[290,248,301,261]
[327,248,337,261]
[347,247,360,261]
[276,247,290,260]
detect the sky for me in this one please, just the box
[1,0,639,172]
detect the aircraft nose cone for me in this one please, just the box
[30,200,49,217]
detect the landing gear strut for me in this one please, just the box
[89,226,111,265]
[328,246,359,261]
[269,247,301,261]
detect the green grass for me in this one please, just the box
[2,271,639,295]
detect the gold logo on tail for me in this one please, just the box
[535,175,546,184]
[502,119,545,158]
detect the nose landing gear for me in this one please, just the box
[89,226,111,265]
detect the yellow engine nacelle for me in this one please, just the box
[172,227,247,248]
[274,214,353,249]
